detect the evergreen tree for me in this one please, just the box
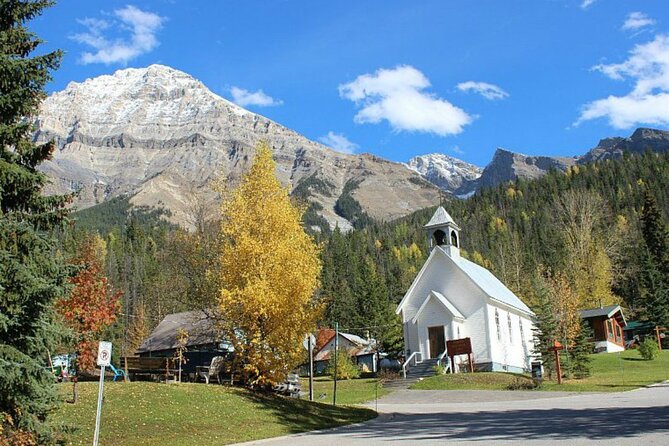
[569,319,593,379]
[531,275,559,380]
[0,1,70,443]
[639,189,669,327]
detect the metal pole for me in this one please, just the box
[308,335,314,402]
[93,366,105,446]
[333,322,338,406]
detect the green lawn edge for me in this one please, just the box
[411,350,669,392]
[54,381,376,446]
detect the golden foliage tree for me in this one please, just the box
[218,142,321,386]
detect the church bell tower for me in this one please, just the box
[425,206,460,258]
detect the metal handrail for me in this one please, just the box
[436,349,450,373]
[402,351,423,379]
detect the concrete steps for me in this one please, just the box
[382,359,440,390]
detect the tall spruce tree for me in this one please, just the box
[0,1,70,443]
[531,274,559,380]
[639,189,669,327]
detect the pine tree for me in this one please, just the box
[569,319,593,379]
[639,188,669,327]
[0,1,70,443]
[531,275,559,380]
[218,142,321,386]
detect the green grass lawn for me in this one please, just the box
[411,349,669,392]
[54,382,375,446]
[301,377,389,405]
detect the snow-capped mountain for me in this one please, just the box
[405,153,482,197]
[35,65,440,229]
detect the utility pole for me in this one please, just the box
[333,322,338,406]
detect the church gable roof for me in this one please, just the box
[412,290,465,324]
[424,206,459,229]
[452,253,533,314]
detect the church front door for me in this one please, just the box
[428,325,445,359]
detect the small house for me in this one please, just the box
[313,329,378,374]
[580,305,627,353]
[137,310,231,376]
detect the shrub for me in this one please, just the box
[433,363,446,376]
[638,338,660,360]
[506,376,538,390]
[324,349,360,379]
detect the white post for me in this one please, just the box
[93,366,105,446]
[93,341,112,446]
[308,335,314,402]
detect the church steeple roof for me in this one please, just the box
[424,206,459,230]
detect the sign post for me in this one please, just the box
[551,340,563,385]
[303,334,316,401]
[93,341,112,446]
[333,322,338,406]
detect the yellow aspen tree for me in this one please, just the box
[218,142,321,386]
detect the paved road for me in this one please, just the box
[238,382,669,445]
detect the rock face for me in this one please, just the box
[580,128,669,164]
[405,154,482,197]
[476,148,577,189]
[410,128,669,195]
[35,65,440,229]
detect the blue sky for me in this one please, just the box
[33,0,669,167]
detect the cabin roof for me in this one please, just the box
[137,310,220,353]
[579,305,626,326]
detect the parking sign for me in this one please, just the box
[97,341,112,367]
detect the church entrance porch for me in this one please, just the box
[428,325,445,359]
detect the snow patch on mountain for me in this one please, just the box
[405,153,482,195]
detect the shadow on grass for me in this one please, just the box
[308,406,669,441]
[622,357,648,362]
[241,389,376,435]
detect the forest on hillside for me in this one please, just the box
[61,151,669,359]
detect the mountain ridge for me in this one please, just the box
[35,64,440,230]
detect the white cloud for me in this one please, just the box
[318,131,359,154]
[580,0,598,9]
[622,12,655,31]
[576,34,669,128]
[338,65,472,136]
[457,81,509,100]
[230,87,283,107]
[72,5,164,65]
[451,145,465,155]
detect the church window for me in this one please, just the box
[495,309,501,341]
[508,314,513,344]
[450,230,458,247]
[457,326,461,339]
[519,318,525,343]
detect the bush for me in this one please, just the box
[324,349,360,379]
[506,376,538,390]
[433,363,446,376]
[638,338,660,360]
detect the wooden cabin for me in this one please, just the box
[579,305,626,353]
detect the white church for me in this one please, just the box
[396,207,535,373]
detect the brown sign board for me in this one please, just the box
[446,337,472,356]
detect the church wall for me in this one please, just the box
[462,305,491,365]
[415,297,453,359]
[486,303,534,372]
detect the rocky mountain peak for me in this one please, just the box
[405,153,482,196]
[35,65,439,229]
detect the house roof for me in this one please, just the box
[412,290,465,324]
[424,206,459,229]
[137,310,221,353]
[579,305,626,326]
